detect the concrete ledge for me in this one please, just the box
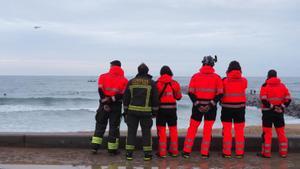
[1,133,300,152]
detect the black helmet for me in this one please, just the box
[138,63,149,75]
[202,55,217,67]
[160,65,173,76]
[110,60,121,67]
[267,69,277,79]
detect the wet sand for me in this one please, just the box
[0,147,299,169]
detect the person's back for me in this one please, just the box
[189,65,223,102]
[91,60,128,155]
[183,55,223,159]
[259,70,291,158]
[123,63,159,161]
[220,61,248,158]
[155,66,182,157]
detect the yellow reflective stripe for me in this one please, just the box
[108,142,118,150]
[160,105,177,109]
[128,105,152,112]
[103,87,122,93]
[91,137,102,144]
[126,145,135,150]
[143,146,152,151]
[189,88,217,93]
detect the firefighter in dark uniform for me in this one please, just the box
[258,70,291,158]
[123,63,159,161]
[91,60,128,155]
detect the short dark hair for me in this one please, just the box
[226,61,242,73]
[268,69,277,79]
[110,60,121,67]
[160,65,173,76]
[138,63,149,75]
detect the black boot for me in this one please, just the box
[108,149,120,156]
[126,151,133,161]
[144,151,153,161]
[91,143,99,154]
[182,152,191,159]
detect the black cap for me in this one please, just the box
[138,63,149,75]
[202,55,217,67]
[160,65,173,76]
[268,69,277,79]
[110,60,121,67]
[227,60,241,73]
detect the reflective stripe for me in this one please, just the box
[169,147,178,151]
[264,144,271,147]
[262,108,271,111]
[285,96,291,99]
[221,103,245,108]
[128,105,152,112]
[186,138,193,142]
[224,93,245,97]
[280,148,288,152]
[201,147,209,151]
[236,141,244,145]
[91,137,102,145]
[194,100,210,106]
[126,145,135,150]
[129,84,152,112]
[236,148,244,151]
[108,142,118,150]
[202,141,210,145]
[103,87,122,93]
[163,92,174,96]
[143,146,152,151]
[160,105,177,109]
[261,95,267,99]
[170,142,177,145]
[223,142,231,145]
[189,88,216,93]
[268,97,284,101]
[264,150,271,153]
[280,143,288,146]
[223,148,231,151]
[185,144,192,148]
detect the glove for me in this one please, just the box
[101,97,112,104]
[198,105,210,113]
[103,104,112,112]
[274,105,284,113]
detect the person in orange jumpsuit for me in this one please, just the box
[258,70,291,158]
[220,61,248,158]
[156,66,182,158]
[182,56,223,158]
[91,60,128,155]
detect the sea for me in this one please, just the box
[0,76,299,132]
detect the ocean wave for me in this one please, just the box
[0,97,97,106]
[0,105,96,113]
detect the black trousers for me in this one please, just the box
[221,107,246,123]
[191,105,217,122]
[262,110,285,128]
[156,108,177,127]
[126,112,153,152]
[93,102,122,143]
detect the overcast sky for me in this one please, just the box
[0,0,299,77]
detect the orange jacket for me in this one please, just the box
[156,74,182,106]
[221,70,247,108]
[260,77,291,109]
[188,66,223,103]
[98,66,128,97]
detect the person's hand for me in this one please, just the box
[274,105,284,113]
[198,105,209,113]
[103,104,112,112]
[101,97,112,104]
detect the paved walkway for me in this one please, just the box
[0,147,299,169]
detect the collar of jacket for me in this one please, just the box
[199,65,215,74]
[227,70,242,79]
